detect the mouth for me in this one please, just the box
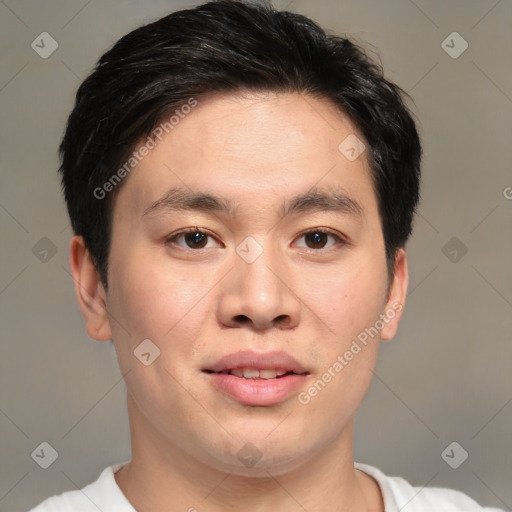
[203,369,310,406]
[202,350,310,406]
[203,368,309,380]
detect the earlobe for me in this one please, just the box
[380,248,408,341]
[69,235,112,342]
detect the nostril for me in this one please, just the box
[273,314,291,327]
[233,315,250,324]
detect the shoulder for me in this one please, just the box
[28,462,134,512]
[28,490,98,512]
[355,462,505,512]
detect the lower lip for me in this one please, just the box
[205,372,308,406]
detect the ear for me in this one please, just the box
[69,235,112,341]
[380,248,408,341]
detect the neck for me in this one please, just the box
[115,393,383,512]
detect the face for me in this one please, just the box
[74,91,407,476]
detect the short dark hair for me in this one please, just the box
[59,0,421,286]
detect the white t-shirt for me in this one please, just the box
[28,461,505,512]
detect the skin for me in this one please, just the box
[70,91,408,512]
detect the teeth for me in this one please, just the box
[226,368,291,379]
[243,368,260,379]
[259,369,277,379]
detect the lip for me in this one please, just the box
[205,372,308,406]
[203,350,308,374]
[202,350,310,406]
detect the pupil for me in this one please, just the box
[186,232,207,248]
[307,232,327,248]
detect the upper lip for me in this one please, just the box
[204,350,309,374]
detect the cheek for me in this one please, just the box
[295,256,386,406]
[296,257,387,421]
[302,260,387,344]
[106,248,220,386]
[109,249,205,337]
[106,251,216,414]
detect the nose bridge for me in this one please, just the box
[219,235,301,330]
[239,238,283,301]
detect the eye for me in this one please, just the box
[166,228,221,249]
[294,229,345,250]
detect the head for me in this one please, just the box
[64,0,421,475]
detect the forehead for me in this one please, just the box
[114,91,376,220]
[163,91,365,167]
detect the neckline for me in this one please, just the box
[109,460,392,512]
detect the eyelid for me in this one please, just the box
[293,227,348,249]
[165,227,223,247]
[295,227,346,239]
[165,227,349,250]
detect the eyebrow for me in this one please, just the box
[142,185,363,220]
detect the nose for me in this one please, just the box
[217,240,301,331]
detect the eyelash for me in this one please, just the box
[165,227,347,251]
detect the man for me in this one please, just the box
[29,1,504,510]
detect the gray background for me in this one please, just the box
[1,0,511,510]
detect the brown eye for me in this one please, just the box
[295,229,343,250]
[167,229,220,249]
[304,231,329,249]
[182,231,207,248]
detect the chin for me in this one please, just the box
[217,450,311,478]
[194,430,316,477]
